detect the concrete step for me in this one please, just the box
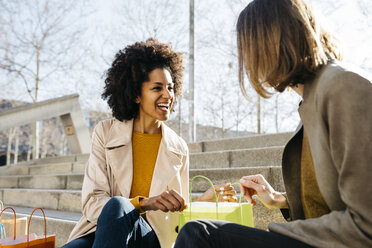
[0,174,84,190]
[190,146,284,169]
[1,188,82,212]
[0,166,284,213]
[0,162,85,176]
[13,154,89,166]
[190,166,284,193]
[188,132,291,153]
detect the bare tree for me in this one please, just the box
[111,0,188,50]
[0,0,92,159]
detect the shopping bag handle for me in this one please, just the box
[27,208,47,247]
[189,175,244,220]
[0,207,17,240]
[189,175,219,207]
[189,176,244,205]
[189,175,219,219]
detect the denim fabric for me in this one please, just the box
[62,197,160,248]
[174,219,314,248]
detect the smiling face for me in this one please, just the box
[136,68,174,123]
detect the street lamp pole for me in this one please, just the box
[189,0,196,142]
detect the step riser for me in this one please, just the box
[190,167,284,193]
[0,167,283,192]
[1,190,81,212]
[190,147,283,169]
[13,154,89,166]
[0,167,29,176]
[188,133,291,153]
[0,175,84,190]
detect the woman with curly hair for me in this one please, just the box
[175,0,372,247]
[62,38,235,248]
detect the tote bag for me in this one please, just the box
[0,207,55,248]
[179,175,254,230]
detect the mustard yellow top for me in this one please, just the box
[301,131,330,219]
[129,131,162,213]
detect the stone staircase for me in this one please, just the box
[0,132,292,247]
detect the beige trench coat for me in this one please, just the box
[269,61,372,248]
[67,118,189,248]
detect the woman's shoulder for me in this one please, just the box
[314,61,371,101]
[318,61,371,90]
[93,118,116,133]
[93,118,132,137]
[162,123,188,155]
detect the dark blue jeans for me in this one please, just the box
[62,196,160,248]
[174,219,314,248]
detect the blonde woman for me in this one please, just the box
[175,0,372,247]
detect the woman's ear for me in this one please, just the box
[135,97,141,104]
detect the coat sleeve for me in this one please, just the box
[270,70,372,248]
[81,122,111,224]
[180,146,190,203]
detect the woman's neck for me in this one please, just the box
[133,116,162,134]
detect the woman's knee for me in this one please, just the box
[176,220,210,246]
[180,220,205,234]
[98,197,135,223]
[102,196,134,214]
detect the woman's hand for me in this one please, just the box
[197,183,237,202]
[139,189,186,212]
[239,174,288,209]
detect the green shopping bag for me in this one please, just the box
[178,175,254,231]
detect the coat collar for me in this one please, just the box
[103,118,186,198]
[298,61,335,118]
[104,119,186,156]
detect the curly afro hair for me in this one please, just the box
[102,38,184,121]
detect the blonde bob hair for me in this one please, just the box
[237,0,342,98]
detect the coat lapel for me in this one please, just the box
[149,123,184,197]
[282,121,305,220]
[105,120,134,198]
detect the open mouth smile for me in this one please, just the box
[157,103,170,112]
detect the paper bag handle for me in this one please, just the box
[0,207,17,240]
[189,175,219,207]
[189,176,244,205]
[189,175,219,219]
[27,208,47,247]
[189,175,244,220]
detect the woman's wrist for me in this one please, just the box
[138,197,149,211]
[274,192,288,209]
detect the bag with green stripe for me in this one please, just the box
[178,175,254,231]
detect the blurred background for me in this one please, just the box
[0,0,371,164]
